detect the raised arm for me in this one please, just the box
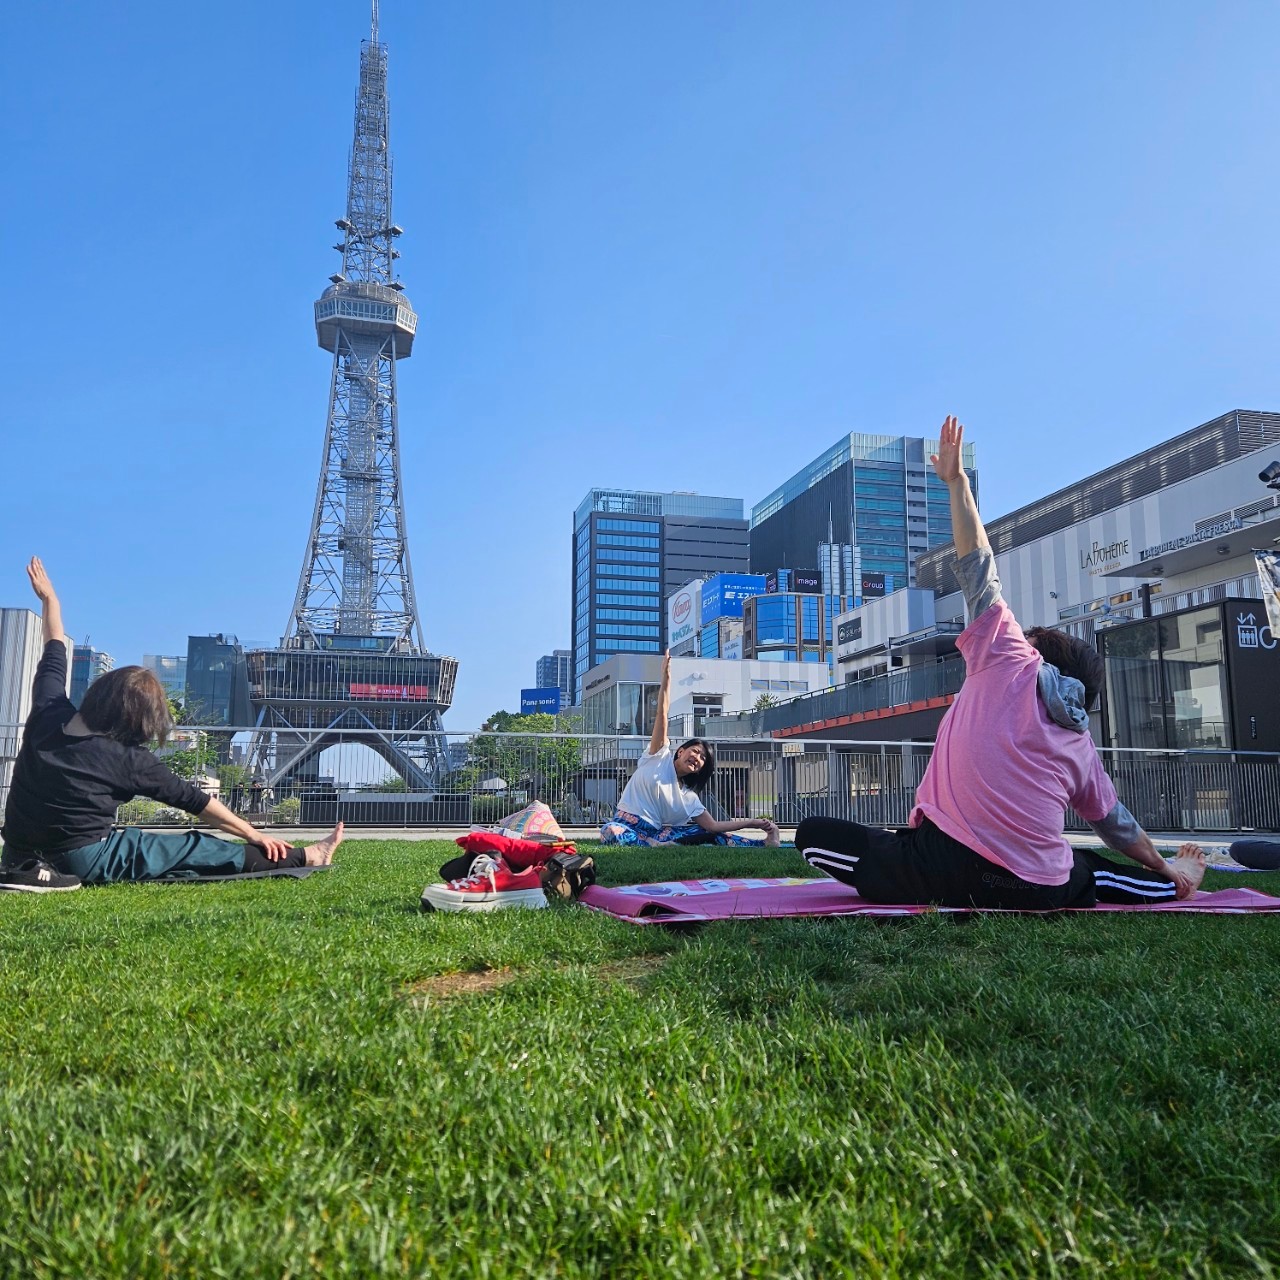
[932,416,987,557]
[649,652,672,755]
[933,416,1000,620]
[26,557,65,647]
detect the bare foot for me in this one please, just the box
[1169,842,1207,899]
[764,823,781,849]
[305,821,345,867]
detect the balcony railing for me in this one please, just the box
[753,656,967,734]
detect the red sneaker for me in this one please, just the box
[420,854,547,913]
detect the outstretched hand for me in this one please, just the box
[26,556,57,604]
[931,415,965,484]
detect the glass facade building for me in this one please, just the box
[1100,598,1280,752]
[70,645,114,704]
[742,592,840,663]
[142,655,188,702]
[750,433,977,590]
[535,650,573,710]
[186,635,252,726]
[571,489,749,701]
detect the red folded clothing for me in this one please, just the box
[454,830,576,870]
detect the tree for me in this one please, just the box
[162,732,222,783]
[466,711,582,804]
[753,693,779,711]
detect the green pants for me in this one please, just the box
[50,828,247,885]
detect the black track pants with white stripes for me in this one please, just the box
[795,816,1179,910]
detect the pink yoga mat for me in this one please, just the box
[578,877,1280,924]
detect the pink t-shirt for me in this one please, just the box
[909,599,1117,886]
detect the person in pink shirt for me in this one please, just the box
[796,416,1207,910]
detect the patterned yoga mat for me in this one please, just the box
[579,877,1280,924]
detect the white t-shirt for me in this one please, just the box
[616,744,706,828]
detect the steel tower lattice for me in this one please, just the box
[290,0,421,648]
[246,3,458,800]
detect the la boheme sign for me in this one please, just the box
[1080,537,1130,574]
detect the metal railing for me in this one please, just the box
[1,725,1276,834]
[753,656,967,735]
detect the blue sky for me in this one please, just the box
[4,1,1280,729]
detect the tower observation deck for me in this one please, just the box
[247,2,458,793]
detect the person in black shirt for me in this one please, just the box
[0,558,344,883]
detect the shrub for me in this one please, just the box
[116,798,179,826]
[271,796,302,825]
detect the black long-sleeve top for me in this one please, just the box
[1,641,210,856]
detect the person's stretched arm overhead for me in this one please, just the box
[25,557,71,712]
[649,651,672,755]
[932,415,986,557]
[27,557,64,648]
[933,416,1000,621]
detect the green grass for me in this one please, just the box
[2,841,1279,1277]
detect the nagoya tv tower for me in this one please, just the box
[247,2,457,795]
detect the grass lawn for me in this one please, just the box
[2,840,1279,1278]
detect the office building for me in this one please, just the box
[750,432,977,588]
[534,649,573,709]
[806,407,1280,742]
[697,573,766,661]
[143,655,187,702]
[572,489,749,700]
[913,409,1280,641]
[742,592,840,664]
[185,634,252,726]
[70,644,114,704]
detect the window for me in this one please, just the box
[597,518,659,533]
[595,623,660,637]
[597,549,660,564]
[596,594,658,608]
[594,607,660,621]
[597,533,660,549]
[594,564,659,579]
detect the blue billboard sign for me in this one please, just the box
[520,687,562,715]
[700,573,768,625]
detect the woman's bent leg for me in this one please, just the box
[601,812,644,845]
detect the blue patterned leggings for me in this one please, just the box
[600,809,764,847]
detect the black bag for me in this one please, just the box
[541,852,596,901]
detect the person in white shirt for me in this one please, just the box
[601,652,781,847]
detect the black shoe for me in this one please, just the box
[438,851,482,883]
[541,852,596,902]
[0,858,82,893]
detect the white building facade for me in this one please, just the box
[581,653,820,743]
[1,609,72,808]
